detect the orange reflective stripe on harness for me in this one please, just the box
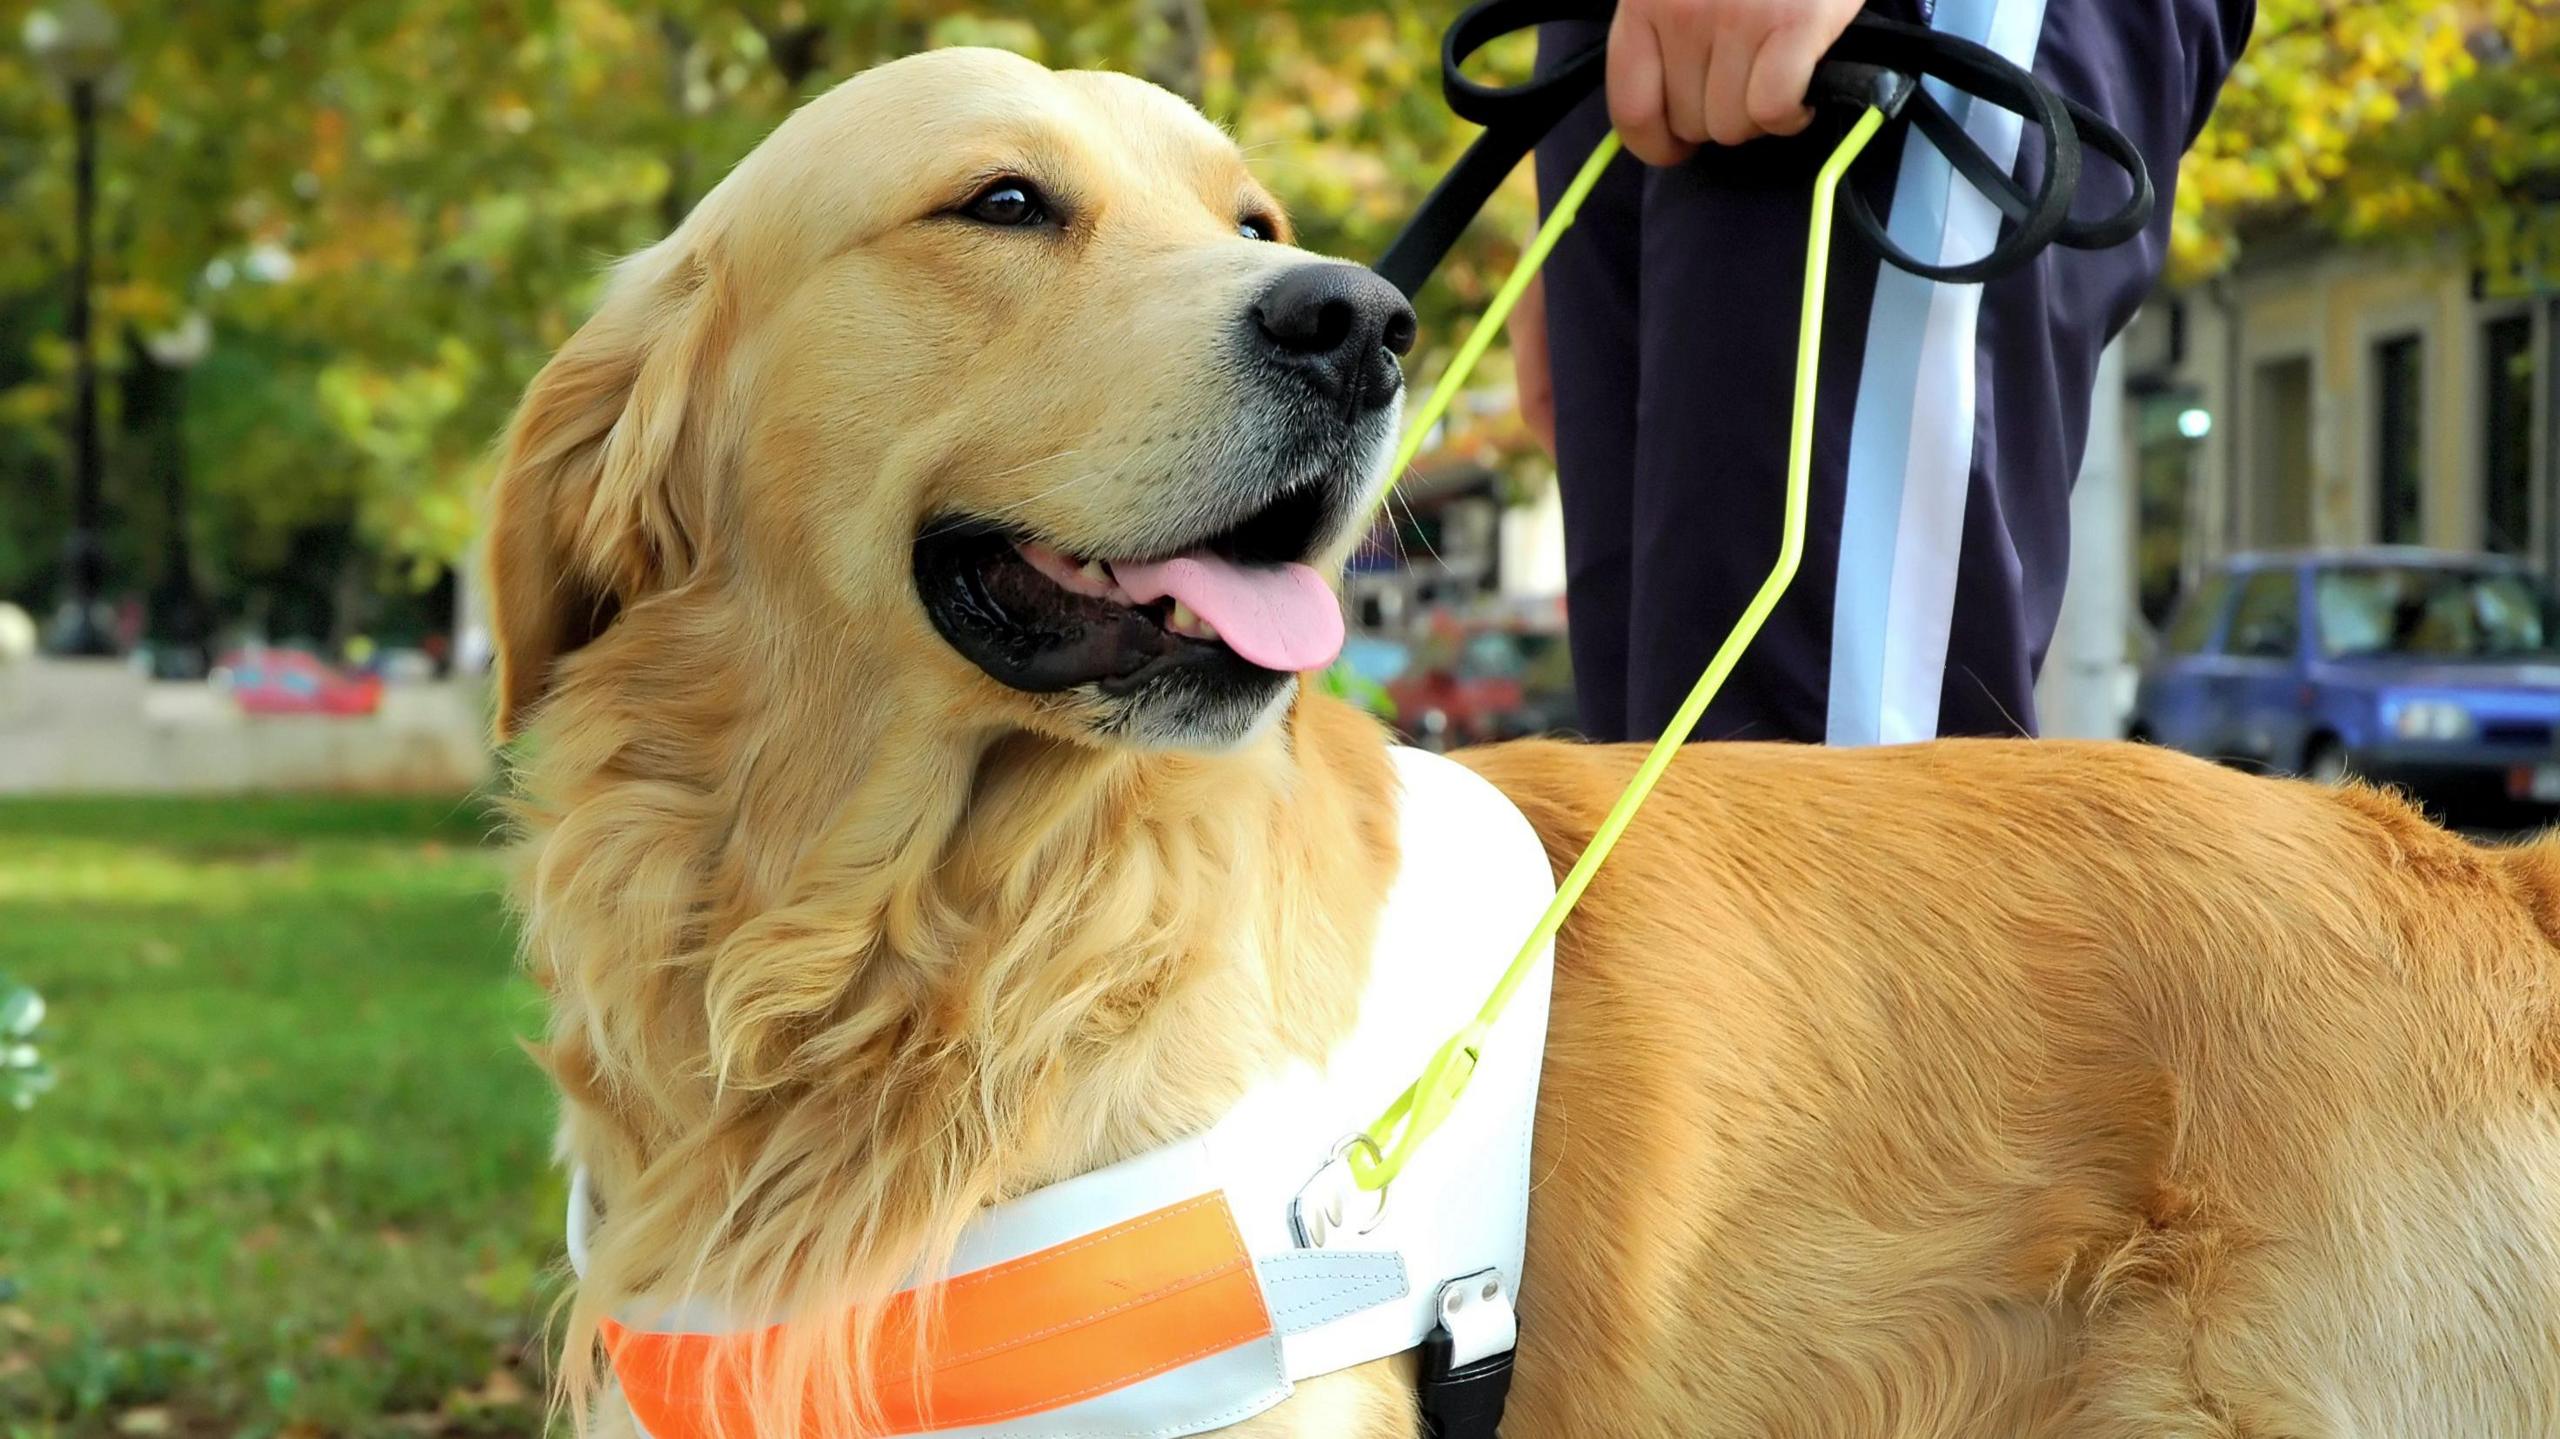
[600,1193,1273,1438]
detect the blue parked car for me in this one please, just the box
[2130,549,2560,820]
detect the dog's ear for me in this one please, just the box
[484,245,730,741]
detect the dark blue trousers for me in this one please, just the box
[1534,0,2250,744]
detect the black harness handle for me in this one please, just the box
[1372,0,2155,299]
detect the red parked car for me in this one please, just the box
[1387,625,1577,749]
[217,647,385,717]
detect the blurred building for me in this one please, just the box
[2130,244,2554,595]
[2033,238,2557,739]
[1344,465,1565,630]
[1345,390,1567,637]
[1335,231,2560,744]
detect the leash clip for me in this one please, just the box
[1290,1132,1390,1248]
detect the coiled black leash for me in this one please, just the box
[1373,0,2154,299]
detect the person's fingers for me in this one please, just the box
[1607,11,1693,168]
[1742,19,1824,137]
[1654,5,1714,150]
[1511,269,1556,455]
[1702,21,1761,146]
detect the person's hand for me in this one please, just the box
[1607,0,1867,167]
[1511,267,1556,454]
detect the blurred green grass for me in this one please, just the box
[0,796,556,1438]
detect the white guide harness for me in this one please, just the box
[567,745,1558,1437]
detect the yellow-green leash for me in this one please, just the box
[1383,129,1626,485]
[1349,106,1889,1194]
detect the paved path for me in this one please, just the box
[0,657,491,794]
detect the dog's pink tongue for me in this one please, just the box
[1114,554,1344,673]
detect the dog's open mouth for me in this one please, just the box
[914,482,1345,695]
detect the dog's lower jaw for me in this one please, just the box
[1084,671,1298,752]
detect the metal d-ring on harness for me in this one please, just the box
[1353,5,2156,1436]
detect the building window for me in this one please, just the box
[2483,313,2534,556]
[2249,356,2313,546]
[2373,333,2424,545]
[2136,392,2202,628]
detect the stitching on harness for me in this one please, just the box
[936,1192,1223,1299]
[918,1254,1252,1370]
[931,1195,1285,1427]
[1259,1260,1399,1282]
[1269,1271,1407,1324]
[1270,1274,1402,1322]
[1215,1192,1290,1395]
[1011,1378,1291,1439]
[936,1327,1268,1425]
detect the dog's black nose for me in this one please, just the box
[1251,264,1416,413]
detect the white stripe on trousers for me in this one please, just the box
[1826,0,2053,745]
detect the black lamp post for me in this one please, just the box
[142,313,211,680]
[23,1,122,657]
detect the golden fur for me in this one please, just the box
[489,46,2560,1439]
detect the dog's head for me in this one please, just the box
[486,47,1412,754]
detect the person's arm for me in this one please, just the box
[1515,0,1869,451]
[1512,268,1556,454]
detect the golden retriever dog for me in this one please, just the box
[487,46,2560,1439]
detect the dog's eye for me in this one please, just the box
[1239,215,1277,242]
[962,179,1049,228]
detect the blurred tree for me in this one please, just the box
[2175,0,2560,282]
[18,0,2555,629]
[0,0,1535,629]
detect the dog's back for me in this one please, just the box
[1464,736,2560,1438]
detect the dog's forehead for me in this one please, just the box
[736,48,1254,230]
[1052,67,1252,189]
